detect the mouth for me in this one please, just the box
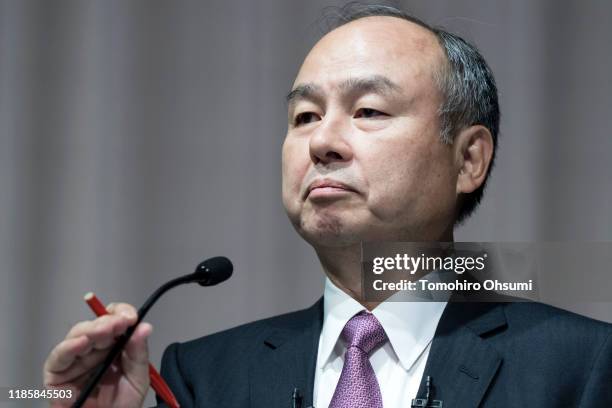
[305,178,357,200]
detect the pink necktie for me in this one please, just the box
[329,311,388,408]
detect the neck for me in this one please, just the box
[317,244,377,309]
[315,228,454,311]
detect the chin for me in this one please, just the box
[294,213,366,248]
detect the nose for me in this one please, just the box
[308,114,353,165]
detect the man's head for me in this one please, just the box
[282,5,498,249]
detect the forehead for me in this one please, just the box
[294,16,444,94]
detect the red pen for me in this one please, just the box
[84,292,180,408]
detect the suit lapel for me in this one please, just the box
[249,299,323,408]
[416,302,507,408]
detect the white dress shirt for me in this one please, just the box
[313,277,447,408]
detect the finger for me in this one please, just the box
[67,315,131,350]
[45,324,148,389]
[65,320,95,340]
[105,302,138,322]
[87,316,132,350]
[124,322,153,364]
[121,322,153,395]
[66,316,120,340]
[44,335,91,376]
[46,347,113,385]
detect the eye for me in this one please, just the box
[354,108,388,119]
[293,112,321,127]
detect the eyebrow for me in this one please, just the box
[286,83,323,106]
[286,75,402,107]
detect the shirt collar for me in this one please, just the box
[319,277,447,371]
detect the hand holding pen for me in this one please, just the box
[84,293,179,408]
[43,257,230,407]
[42,294,177,408]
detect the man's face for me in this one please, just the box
[282,17,459,248]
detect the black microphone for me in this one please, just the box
[291,388,302,408]
[411,376,443,407]
[193,256,233,286]
[72,256,233,408]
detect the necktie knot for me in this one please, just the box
[341,311,387,355]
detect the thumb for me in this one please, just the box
[121,322,153,396]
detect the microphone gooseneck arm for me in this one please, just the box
[72,256,233,408]
[138,273,199,320]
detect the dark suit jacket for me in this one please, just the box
[158,299,612,407]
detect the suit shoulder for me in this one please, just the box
[159,300,322,405]
[502,301,611,340]
[174,299,322,357]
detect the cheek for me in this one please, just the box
[281,138,309,209]
[362,138,455,220]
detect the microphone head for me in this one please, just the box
[193,256,233,286]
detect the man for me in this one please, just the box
[44,5,611,407]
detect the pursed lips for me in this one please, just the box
[304,178,357,199]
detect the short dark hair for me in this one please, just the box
[320,3,500,224]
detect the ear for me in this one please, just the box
[454,125,494,194]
